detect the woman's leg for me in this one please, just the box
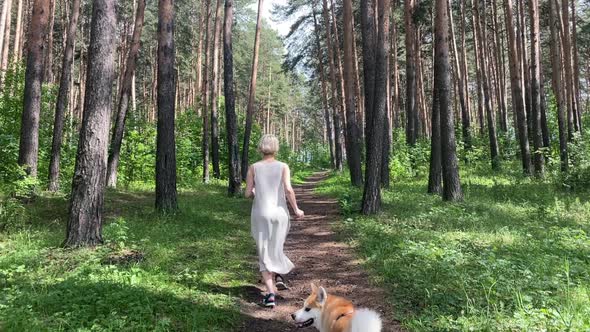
[261,271,277,294]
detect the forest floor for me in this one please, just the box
[237,172,403,332]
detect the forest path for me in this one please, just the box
[236,172,403,331]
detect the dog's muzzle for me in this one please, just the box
[292,315,314,329]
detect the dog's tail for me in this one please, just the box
[351,308,382,332]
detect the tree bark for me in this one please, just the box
[559,0,577,138]
[528,0,544,176]
[48,0,81,192]
[312,7,335,169]
[105,0,146,188]
[570,0,581,132]
[470,1,484,134]
[517,0,533,140]
[13,0,23,62]
[0,0,10,68]
[241,0,264,180]
[362,0,390,215]
[492,0,508,132]
[223,0,240,196]
[474,0,500,170]
[210,0,222,179]
[17,0,50,178]
[404,0,417,146]
[1,0,13,74]
[322,0,343,171]
[42,0,55,82]
[504,0,532,175]
[550,0,568,172]
[449,0,471,151]
[155,0,178,212]
[342,0,363,186]
[202,0,212,182]
[436,0,463,201]
[196,0,206,98]
[64,0,116,247]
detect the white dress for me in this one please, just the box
[250,161,295,274]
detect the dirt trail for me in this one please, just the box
[237,172,403,331]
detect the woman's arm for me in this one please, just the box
[283,164,304,218]
[245,166,255,198]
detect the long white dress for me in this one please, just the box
[250,161,295,274]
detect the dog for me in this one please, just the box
[291,283,382,332]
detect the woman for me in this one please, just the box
[245,134,304,308]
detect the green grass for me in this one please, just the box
[0,184,258,331]
[317,167,590,331]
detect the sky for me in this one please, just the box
[248,0,292,37]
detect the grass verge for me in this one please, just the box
[0,184,257,331]
[316,168,590,331]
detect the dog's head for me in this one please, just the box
[291,283,327,329]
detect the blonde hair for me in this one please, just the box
[258,134,280,155]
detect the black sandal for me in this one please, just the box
[275,274,288,291]
[262,293,276,308]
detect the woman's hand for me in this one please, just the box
[294,208,305,219]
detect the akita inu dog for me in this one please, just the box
[291,283,382,332]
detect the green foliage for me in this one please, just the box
[317,165,590,331]
[563,129,590,191]
[0,184,257,330]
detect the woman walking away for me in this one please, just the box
[245,134,305,308]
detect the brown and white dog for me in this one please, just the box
[291,284,382,332]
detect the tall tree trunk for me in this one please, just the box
[312,7,335,168]
[471,1,484,134]
[560,0,577,137]
[404,0,417,146]
[448,0,471,151]
[459,0,472,150]
[202,0,212,182]
[241,0,264,180]
[17,0,50,178]
[391,1,401,128]
[540,71,550,148]
[0,0,10,68]
[1,0,13,74]
[570,0,581,131]
[436,0,463,201]
[504,0,532,175]
[428,69,442,194]
[342,0,363,186]
[42,0,54,82]
[47,0,81,192]
[362,0,390,215]
[210,0,222,179]
[528,0,544,176]
[155,0,178,212]
[322,0,343,171]
[475,0,500,170]
[196,0,206,98]
[223,0,240,196]
[329,0,346,163]
[550,0,568,172]
[517,0,533,140]
[64,0,116,247]
[352,13,364,139]
[492,0,508,132]
[13,0,23,62]
[105,0,146,188]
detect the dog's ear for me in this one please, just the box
[310,283,318,292]
[317,286,327,305]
